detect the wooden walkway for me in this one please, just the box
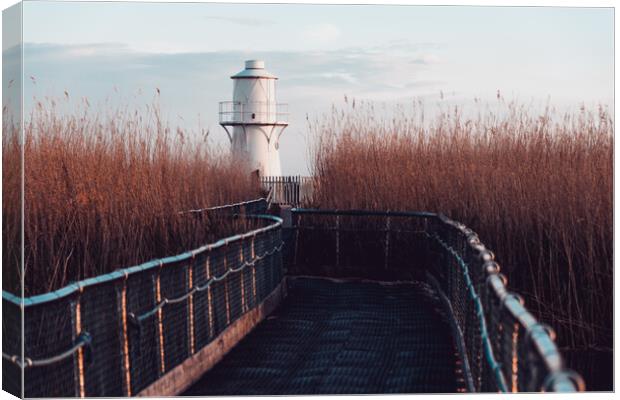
[184,277,459,395]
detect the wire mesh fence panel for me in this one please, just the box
[192,252,214,351]
[126,269,160,394]
[264,232,275,294]
[159,261,190,373]
[290,210,437,281]
[498,315,519,392]
[271,229,284,285]
[290,213,337,275]
[210,247,230,338]
[4,201,581,395]
[2,300,22,397]
[387,221,429,280]
[81,282,124,397]
[241,236,257,312]
[24,298,77,398]
[338,215,387,279]
[482,281,503,392]
[3,200,283,398]
[225,242,244,322]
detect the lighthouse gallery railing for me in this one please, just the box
[219,101,289,125]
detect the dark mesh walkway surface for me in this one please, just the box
[184,277,459,395]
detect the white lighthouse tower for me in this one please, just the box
[219,60,288,177]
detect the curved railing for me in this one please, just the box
[218,101,289,125]
[2,199,284,398]
[2,203,585,395]
[429,214,584,392]
[288,208,584,392]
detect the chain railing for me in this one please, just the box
[3,203,585,396]
[288,208,584,393]
[2,198,284,398]
[429,214,585,392]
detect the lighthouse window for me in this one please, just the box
[251,113,256,119]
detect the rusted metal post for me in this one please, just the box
[510,322,519,392]
[224,243,231,325]
[206,255,214,339]
[71,292,86,398]
[239,241,246,313]
[293,213,300,267]
[187,255,196,355]
[154,267,166,376]
[116,275,132,396]
[384,216,391,270]
[335,215,341,267]
[251,235,257,303]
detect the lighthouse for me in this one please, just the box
[219,60,288,177]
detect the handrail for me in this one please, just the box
[292,208,437,218]
[289,208,584,393]
[2,213,281,307]
[3,197,286,398]
[436,214,584,392]
[431,232,509,392]
[178,196,267,215]
[128,241,284,325]
[3,332,92,369]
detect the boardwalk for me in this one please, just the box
[184,277,459,395]
[2,200,583,397]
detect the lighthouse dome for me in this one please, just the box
[231,60,278,80]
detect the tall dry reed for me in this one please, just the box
[309,98,612,360]
[3,99,260,295]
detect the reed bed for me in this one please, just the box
[3,100,261,296]
[308,98,613,378]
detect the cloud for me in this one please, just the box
[22,42,132,61]
[302,23,341,43]
[18,41,441,94]
[203,16,274,27]
[318,72,358,85]
[411,54,440,65]
[13,41,446,174]
[17,41,444,118]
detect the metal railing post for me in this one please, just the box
[251,235,258,303]
[70,293,86,398]
[239,241,246,313]
[223,243,231,325]
[116,275,132,396]
[206,255,214,339]
[154,266,166,376]
[384,216,391,270]
[335,215,341,268]
[293,213,300,266]
[187,255,196,356]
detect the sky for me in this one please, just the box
[3,2,614,174]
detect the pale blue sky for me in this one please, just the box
[6,2,615,174]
